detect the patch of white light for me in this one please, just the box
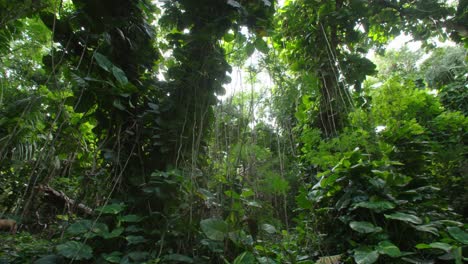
[375,125,386,133]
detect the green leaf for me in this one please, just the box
[384,212,422,224]
[415,243,431,249]
[101,252,122,263]
[120,214,143,223]
[90,223,109,237]
[240,188,255,198]
[128,251,150,261]
[246,200,262,208]
[354,248,379,264]
[225,190,240,199]
[453,247,463,264]
[255,38,269,53]
[429,242,452,252]
[200,218,228,241]
[261,0,271,7]
[416,242,452,252]
[353,201,395,212]
[126,235,147,245]
[94,52,113,72]
[233,252,256,264]
[349,221,382,234]
[227,0,241,8]
[447,227,468,244]
[223,33,235,42]
[67,220,92,235]
[261,224,277,234]
[95,203,125,214]
[113,99,126,111]
[112,66,128,85]
[56,241,93,260]
[245,42,255,57]
[257,256,276,264]
[296,191,313,209]
[414,224,439,236]
[163,254,193,263]
[377,241,401,257]
[103,227,124,239]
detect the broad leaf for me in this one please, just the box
[377,241,401,257]
[119,214,143,223]
[227,0,241,8]
[67,220,92,235]
[261,0,271,7]
[200,218,228,241]
[94,52,113,72]
[414,224,439,236]
[354,248,379,264]
[113,99,126,111]
[223,33,235,42]
[103,227,124,239]
[353,201,395,212]
[447,227,468,244]
[261,224,277,234]
[101,252,122,263]
[429,242,452,252]
[349,221,382,234]
[416,242,452,252]
[128,251,150,261]
[112,66,128,85]
[384,212,422,224]
[56,241,93,260]
[233,252,255,264]
[95,203,125,214]
[255,38,269,54]
[89,223,109,238]
[126,235,147,245]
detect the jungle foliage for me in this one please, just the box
[0,0,467,263]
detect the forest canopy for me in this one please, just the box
[0,0,467,263]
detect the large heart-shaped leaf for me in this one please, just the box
[200,218,228,241]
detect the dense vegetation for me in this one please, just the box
[0,0,467,263]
